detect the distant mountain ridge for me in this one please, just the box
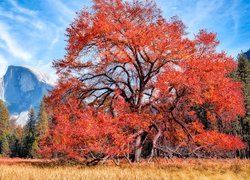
[244,49,250,60]
[0,65,54,125]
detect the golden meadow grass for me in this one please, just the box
[0,158,249,180]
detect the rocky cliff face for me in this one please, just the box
[0,65,54,125]
[245,49,250,60]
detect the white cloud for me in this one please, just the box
[0,55,8,77]
[48,0,75,21]
[31,61,58,84]
[42,67,58,84]
[229,0,240,36]
[159,0,245,57]
[0,9,15,19]
[0,22,32,61]
[0,6,46,31]
[32,21,46,30]
[8,0,37,17]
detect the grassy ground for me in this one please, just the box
[0,158,249,180]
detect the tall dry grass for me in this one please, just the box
[0,158,249,180]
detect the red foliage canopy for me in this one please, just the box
[41,0,246,160]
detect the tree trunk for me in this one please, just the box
[149,123,161,160]
[134,134,142,162]
[52,152,58,159]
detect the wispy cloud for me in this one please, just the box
[189,0,225,29]
[8,0,37,17]
[31,61,58,84]
[0,4,45,31]
[229,0,240,36]
[47,0,75,22]
[0,22,32,61]
[158,0,246,57]
[0,55,8,77]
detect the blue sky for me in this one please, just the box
[0,0,249,80]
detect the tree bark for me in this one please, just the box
[134,134,142,162]
[149,123,161,161]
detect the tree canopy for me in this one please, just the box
[42,0,246,162]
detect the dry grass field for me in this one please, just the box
[0,158,249,180]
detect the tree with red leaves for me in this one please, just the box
[42,0,246,162]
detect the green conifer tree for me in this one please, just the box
[234,54,250,158]
[9,118,23,157]
[237,54,249,84]
[0,100,10,156]
[22,107,37,158]
[0,135,10,156]
[0,100,9,135]
[37,98,49,139]
[30,139,39,158]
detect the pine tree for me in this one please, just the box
[234,54,250,158]
[237,54,249,84]
[0,135,10,156]
[30,139,39,158]
[26,107,36,135]
[37,98,49,139]
[0,100,9,135]
[8,118,23,157]
[0,100,10,156]
[243,70,250,158]
[22,107,37,158]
